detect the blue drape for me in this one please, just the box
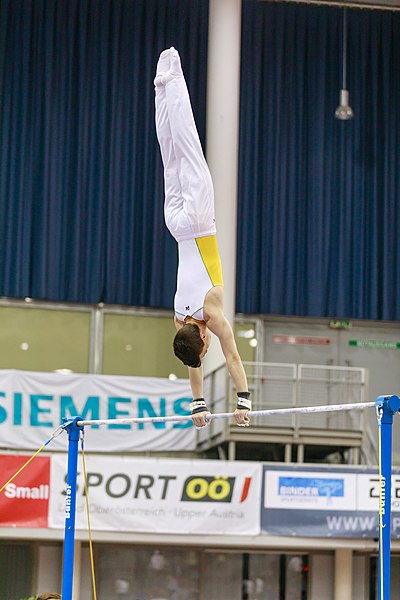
[1,0,399,320]
[0,0,209,307]
[237,1,400,320]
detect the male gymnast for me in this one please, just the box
[154,47,251,428]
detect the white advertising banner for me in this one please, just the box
[49,455,261,535]
[0,370,195,452]
[264,470,357,510]
[261,466,400,538]
[264,469,400,514]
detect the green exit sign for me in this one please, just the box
[349,339,400,350]
[329,320,352,330]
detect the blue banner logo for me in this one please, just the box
[278,477,344,498]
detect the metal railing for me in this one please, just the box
[199,361,369,452]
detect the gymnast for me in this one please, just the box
[154,47,251,428]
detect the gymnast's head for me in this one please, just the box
[173,323,211,368]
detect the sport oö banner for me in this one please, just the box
[49,455,261,535]
[0,370,194,452]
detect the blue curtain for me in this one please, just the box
[1,0,399,320]
[0,0,209,307]
[237,1,400,320]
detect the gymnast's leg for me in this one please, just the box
[155,47,216,239]
[154,50,185,239]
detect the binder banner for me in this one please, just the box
[0,369,194,452]
[261,465,400,539]
[49,455,262,535]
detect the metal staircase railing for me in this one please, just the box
[198,362,373,463]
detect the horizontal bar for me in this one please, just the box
[301,379,363,385]
[77,401,376,427]
[271,0,400,12]
[246,377,363,384]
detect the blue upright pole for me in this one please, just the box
[376,395,400,600]
[61,416,83,600]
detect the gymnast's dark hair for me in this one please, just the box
[173,323,204,368]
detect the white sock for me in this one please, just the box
[154,47,183,87]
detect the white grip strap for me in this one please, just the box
[190,399,209,415]
[236,392,252,411]
[236,398,252,410]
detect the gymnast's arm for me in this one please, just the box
[174,317,210,428]
[206,311,248,391]
[204,289,251,426]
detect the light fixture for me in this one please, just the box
[335,9,354,121]
[237,328,255,339]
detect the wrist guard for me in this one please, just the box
[190,398,210,415]
[236,391,251,411]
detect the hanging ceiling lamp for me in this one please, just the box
[335,8,354,120]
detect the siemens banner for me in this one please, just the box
[262,465,400,539]
[0,370,194,452]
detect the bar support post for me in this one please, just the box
[375,395,400,600]
[61,416,83,600]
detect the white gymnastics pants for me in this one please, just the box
[154,48,216,243]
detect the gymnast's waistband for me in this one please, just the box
[174,227,217,243]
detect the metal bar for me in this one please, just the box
[90,307,103,375]
[297,378,363,384]
[77,400,376,427]
[265,0,400,13]
[0,298,93,312]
